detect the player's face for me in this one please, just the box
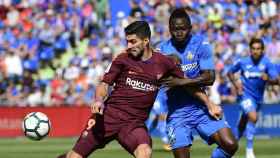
[126,34,146,58]
[169,18,191,43]
[250,42,263,60]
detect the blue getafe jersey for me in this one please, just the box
[228,56,278,102]
[158,34,215,118]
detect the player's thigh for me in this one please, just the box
[196,115,229,145]
[72,115,113,157]
[117,125,152,156]
[240,96,258,114]
[166,122,193,150]
[210,127,237,150]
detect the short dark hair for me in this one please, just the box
[169,8,192,28]
[249,38,264,50]
[124,20,151,39]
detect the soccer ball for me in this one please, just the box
[22,112,51,140]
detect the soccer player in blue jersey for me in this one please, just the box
[227,38,279,158]
[158,8,238,158]
[146,90,170,150]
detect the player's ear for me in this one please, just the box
[143,38,149,45]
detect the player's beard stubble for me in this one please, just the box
[128,47,145,60]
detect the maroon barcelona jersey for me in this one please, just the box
[102,51,183,123]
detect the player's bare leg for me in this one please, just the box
[57,117,97,158]
[57,150,82,158]
[158,114,171,151]
[133,144,152,158]
[66,150,83,158]
[245,111,258,158]
[237,113,248,139]
[247,111,258,123]
[211,127,238,157]
[172,146,190,158]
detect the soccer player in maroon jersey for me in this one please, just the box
[57,20,220,158]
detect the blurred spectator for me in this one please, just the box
[260,0,277,19]
[266,35,280,63]
[264,86,280,104]
[0,0,279,107]
[217,74,235,104]
[129,0,144,19]
[154,0,171,25]
[4,50,23,81]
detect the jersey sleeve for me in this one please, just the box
[228,59,241,73]
[102,55,124,85]
[157,41,172,55]
[198,41,215,70]
[165,56,184,78]
[266,60,279,80]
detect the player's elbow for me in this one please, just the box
[206,77,215,85]
[202,70,215,86]
[227,72,233,79]
[203,74,215,86]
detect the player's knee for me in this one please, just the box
[223,138,238,155]
[248,115,258,123]
[67,150,83,158]
[249,116,258,123]
[134,144,152,158]
[248,112,258,123]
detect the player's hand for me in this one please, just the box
[261,73,268,81]
[159,76,186,87]
[91,101,104,115]
[236,82,243,96]
[207,103,223,120]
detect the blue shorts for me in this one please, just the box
[151,99,168,115]
[240,95,261,114]
[166,106,229,149]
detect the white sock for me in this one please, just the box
[246,148,254,153]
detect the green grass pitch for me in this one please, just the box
[1,137,280,158]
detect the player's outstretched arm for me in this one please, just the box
[227,72,243,96]
[165,53,215,87]
[184,70,215,86]
[91,82,109,115]
[160,75,221,120]
[159,70,215,87]
[185,86,222,120]
[261,73,279,85]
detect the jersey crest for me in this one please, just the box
[186,51,194,60]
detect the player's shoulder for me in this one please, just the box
[192,34,211,54]
[152,50,173,64]
[153,50,169,59]
[241,56,250,62]
[232,57,246,65]
[157,40,170,48]
[114,51,129,61]
[156,40,173,55]
[261,56,273,63]
[192,34,208,45]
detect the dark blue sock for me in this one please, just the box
[211,146,231,158]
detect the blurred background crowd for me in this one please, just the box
[0,0,279,107]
